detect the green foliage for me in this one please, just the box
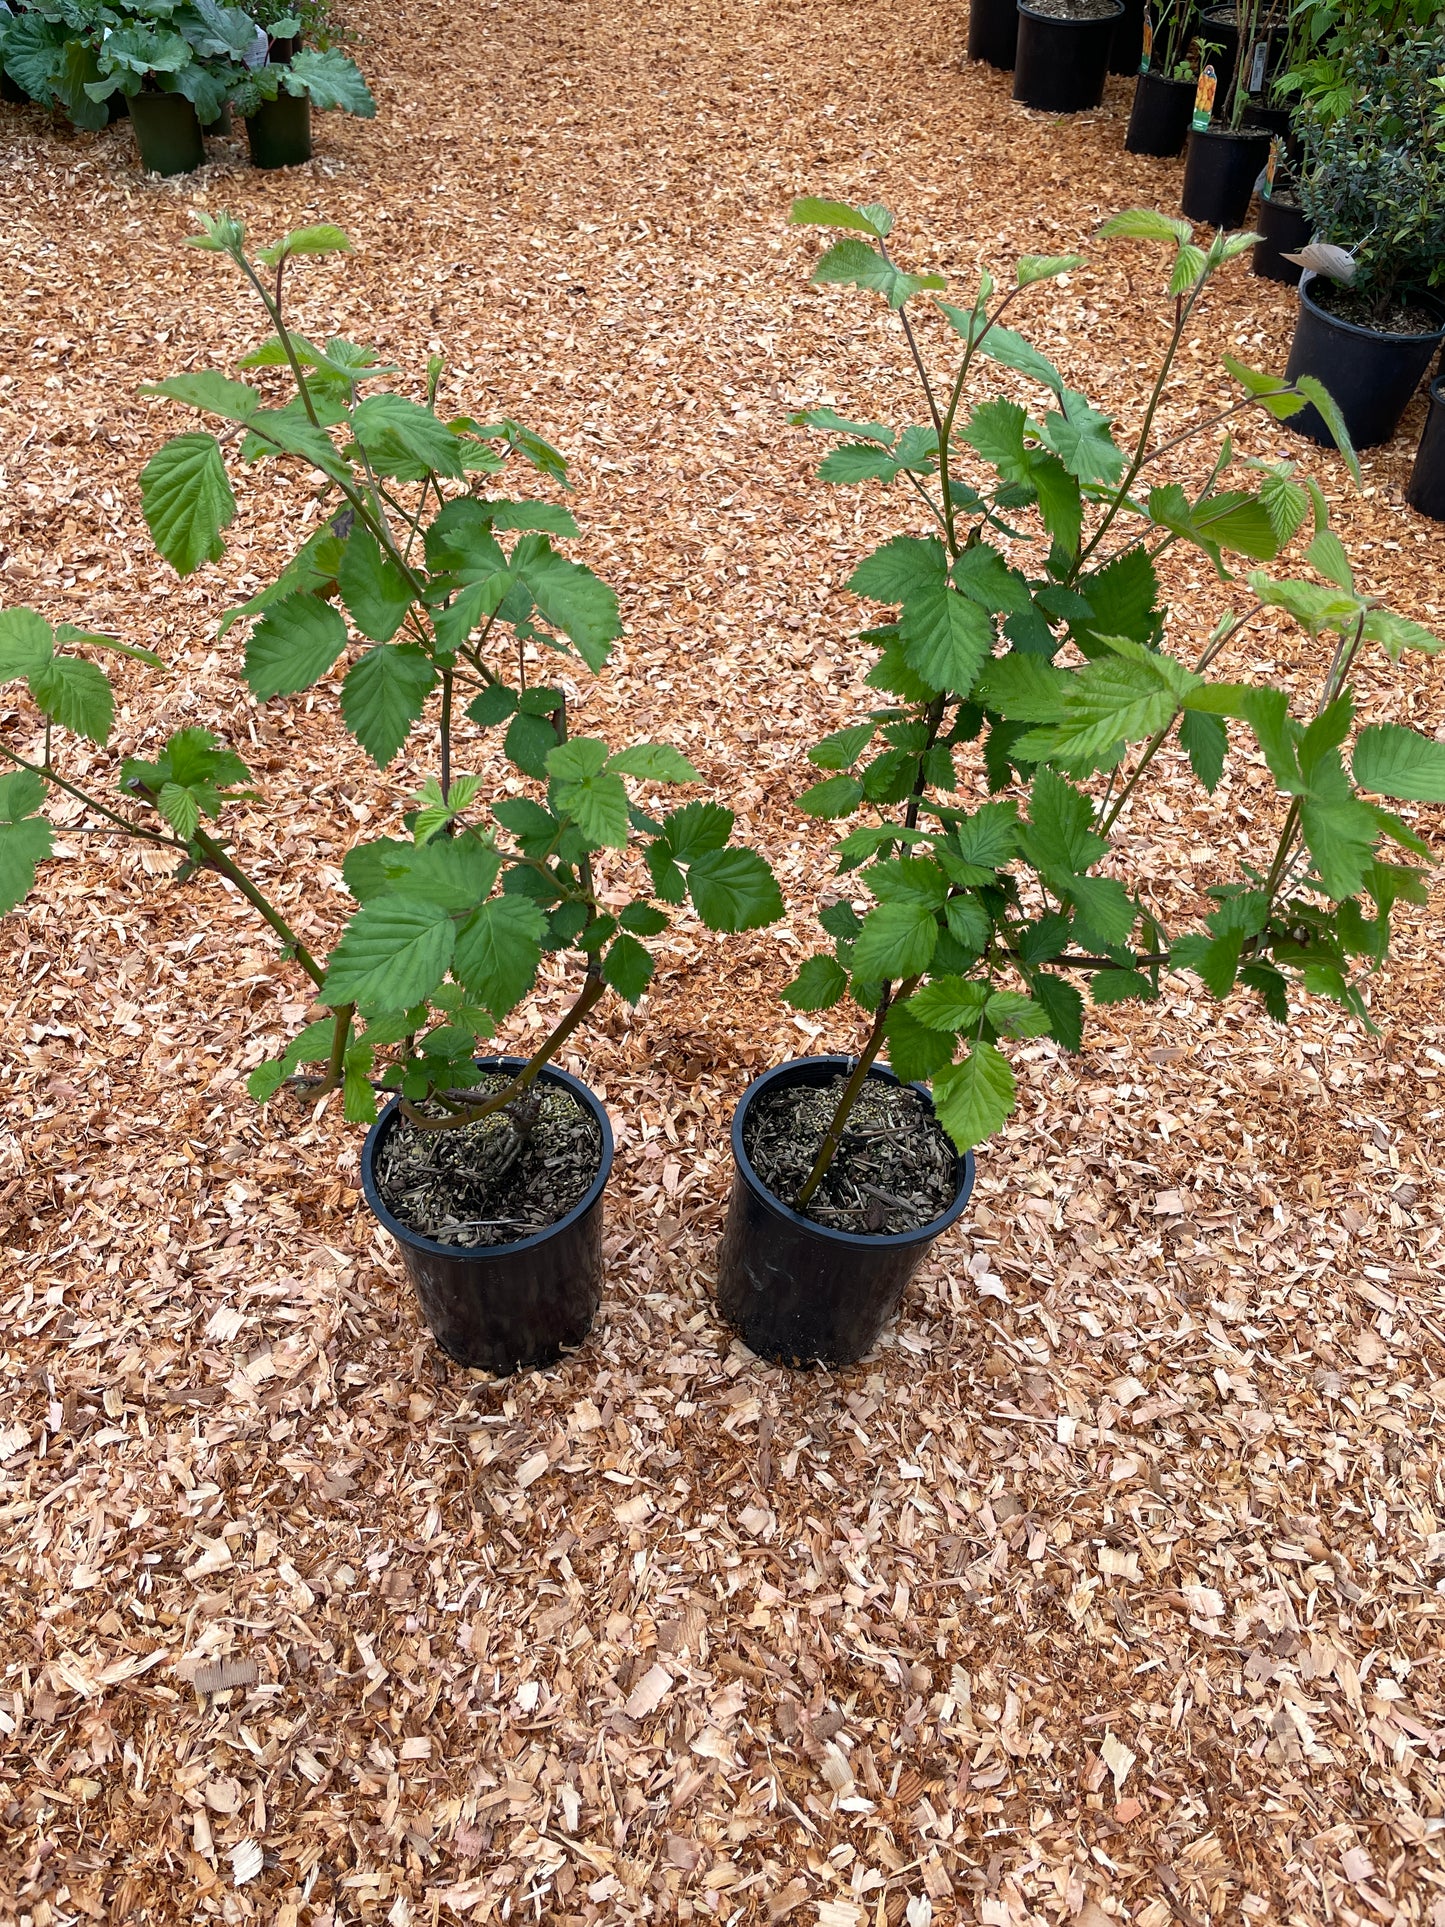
[782,197,1442,1164]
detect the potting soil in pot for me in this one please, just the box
[1025,0,1118,15]
[1307,278,1440,340]
[374,1074,602,1247]
[744,1074,956,1234]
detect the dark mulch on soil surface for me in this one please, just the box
[744,1073,958,1233]
[1025,0,1120,20]
[373,1076,602,1246]
[1310,277,1443,339]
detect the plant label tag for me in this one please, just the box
[1262,136,1281,200]
[1139,11,1152,73]
[1248,38,1268,92]
[1192,63,1217,130]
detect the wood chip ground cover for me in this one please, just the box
[1,0,1444,1920]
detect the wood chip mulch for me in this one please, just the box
[2,0,1444,1922]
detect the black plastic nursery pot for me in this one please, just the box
[1406,379,1445,522]
[1284,272,1445,451]
[1108,0,1146,74]
[1180,122,1269,230]
[129,90,204,174]
[968,0,1020,68]
[246,91,312,167]
[1013,0,1123,112]
[1124,71,1195,156]
[714,1057,977,1370]
[1251,193,1309,285]
[360,1058,614,1375]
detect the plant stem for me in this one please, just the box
[190,828,326,987]
[793,974,922,1210]
[398,970,607,1132]
[320,1005,354,1095]
[439,666,453,803]
[1099,712,1180,834]
[0,745,184,849]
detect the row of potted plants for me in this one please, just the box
[0,0,373,171]
[967,0,1445,499]
[2,209,1443,1377]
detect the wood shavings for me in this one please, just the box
[3,0,1445,1920]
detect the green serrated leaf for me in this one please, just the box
[0,608,54,682]
[686,849,782,931]
[245,593,349,701]
[453,895,547,1016]
[932,1038,1015,1152]
[783,954,849,1011]
[29,654,114,744]
[1353,724,1445,803]
[323,899,455,1009]
[139,433,235,575]
[340,644,436,767]
[338,526,414,643]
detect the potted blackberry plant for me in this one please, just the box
[1013,0,1125,112]
[714,197,1445,1369]
[1180,0,1275,227]
[1125,0,1201,156]
[2,216,781,1376]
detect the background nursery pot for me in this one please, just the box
[245,90,311,166]
[1180,123,1269,230]
[1013,0,1123,113]
[1107,0,1145,74]
[1125,71,1195,156]
[129,90,205,174]
[361,1059,615,1375]
[1284,271,1445,450]
[1406,377,1445,522]
[715,1058,976,1369]
[967,0,1019,68]
[1252,193,1309,284]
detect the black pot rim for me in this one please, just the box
[1430,375,1445,406]
[1016,0,1124,21]
[360,1056,615,1261]
[1298,270,1445,348]
[1137,69,1195,91]
[1190,121,1270,145]
[731,1055,977,1251]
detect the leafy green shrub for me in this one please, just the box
[778,198,1443,1202]
[1295,21,1445,321]
[2,218,781,1133]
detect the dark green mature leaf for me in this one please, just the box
[1180,708,1228,792]
[1070,546,1161,653]
[343,833,500,910]
[323,899,455,1008]
[140,433,235,575]
[798,774,864,818]
[29,655,114,744]
[340,644,436,766]
[884,1002,958,1082]
[782,954,849,1010]
[602,933,654,1002]
[547,738,630,847]
[0,769,53,916]
[352,394,466,479]
[1042,392,1125,485]
[513,538,622,671]
[246,1016,339,1103]
[338,527,413,643]
[851,901,939,979]
[1032,974,1084,1050]
[933,1039,1015,1151]
[908,976,991,1031]
[899,579,993,696]
[245,593,349,701]
[974,654,1070,722]
[0,608,54,681]
[1019,768,1106,875]
[1012,654,1186,767]
[1027,451,1083,557]
[1299,775,1379,902]
[867,855,950,908]
[848,534,946,606]
[1353,723,1445,802]
[687,849,783,931]
[952,544,1032,613]
[453,895,547,1015]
